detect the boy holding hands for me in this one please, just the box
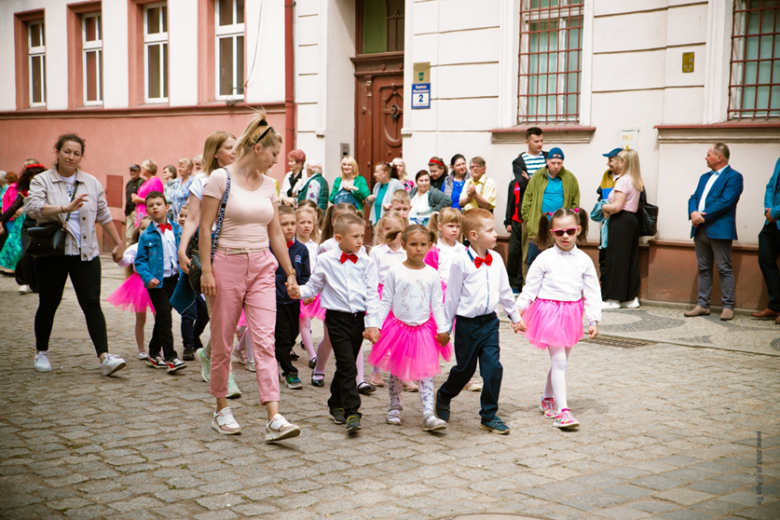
[135,191,186,373]
[436,208,522,434]
[299,213,380,433]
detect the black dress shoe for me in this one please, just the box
[358,382,375,395]
[311,373,324,387]
[182,346,195,361]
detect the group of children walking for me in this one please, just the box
[105,189,601,436]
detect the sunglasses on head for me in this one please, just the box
[551,227,578,237]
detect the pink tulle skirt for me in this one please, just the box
[368,314,452,381]
[524,298,584,349]
[106,273,155,314]
[237,310,248,328]
[300,294,326,321]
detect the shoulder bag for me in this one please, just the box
[187,169,231,293]
[637,189,658,237]
[26,178,80,258]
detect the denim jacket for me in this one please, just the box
[135,220,182,287]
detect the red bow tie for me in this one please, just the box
[159,223,172,233]
[340,252,358,264]
[474,253,493,268]
[287,240,294,248]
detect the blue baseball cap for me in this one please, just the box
[548,147,564,160]
[602,148,622,158]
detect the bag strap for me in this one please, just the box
[63,180,80,223]
[210,168,231,261]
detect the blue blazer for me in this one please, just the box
[764,157,780,229]
[687,165,744,240]
[135,220,183,287]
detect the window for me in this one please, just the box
[729,0,779,119]
[144,3,168,102]
[517,0,583,123]
[82,13,102,105]
[359,0,404,54]
[216,0,244,100]
[28,20,46,107]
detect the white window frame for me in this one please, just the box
[82,13,102,106]
[144,2,168,103]
[215,0,245,101]
[28,20,46,108]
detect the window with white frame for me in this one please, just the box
[28,20,46,107]
[518,0,584,123]
[216,0,245,100]
[83,13,102,105]
[144,3,168,102]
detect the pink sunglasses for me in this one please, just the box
[551,228,578,237]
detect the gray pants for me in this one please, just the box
[693,226,734,309]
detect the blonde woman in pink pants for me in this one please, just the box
[199,112,302,442]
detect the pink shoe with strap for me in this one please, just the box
[553,409,580,429]
[540,397,557,418]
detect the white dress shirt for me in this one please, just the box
[698,166,727,212]
[118,243,139,270]
[154,221,179,278]
[303,238,318,272]
[378,264,448,333]
[369,243,407,285]
[434,242,466,286]
[301,247,380,328]
[444,247,520,327]
[516,244,602,323]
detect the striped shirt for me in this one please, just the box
[522,152,546,175]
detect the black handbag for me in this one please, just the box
[26,181,79,258]
[187,169,231,293]
[637,189,658,237]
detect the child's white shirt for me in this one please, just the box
[377,264,448,333]
[434,241,465,285]
[118,243,139,271]
[303,238,318,271]
[516,244,602,323]
[369,243,407,286]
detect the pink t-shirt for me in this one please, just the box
[609,176,640,213]
[135,176,164,224]
[202,169,278,249]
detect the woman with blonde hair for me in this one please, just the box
[601,148,644,310]
[329,156,370,212]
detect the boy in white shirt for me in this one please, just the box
[300,213,380,433]
[436,208,523,434]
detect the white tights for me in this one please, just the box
[543,346,570,411]
[299,316,317,359]
[313,325,366,385]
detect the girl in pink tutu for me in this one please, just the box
[296,203,321,366]
[516,208,601,430]
[425,207,464,295]
[368,210,406,388]
[368,225,452,432]
[107,217,155,359]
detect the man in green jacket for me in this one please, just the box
[521,147,581,269]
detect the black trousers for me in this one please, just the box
[758,222,780,312]
[602,210,640,302]
[147,275,178,360]
[598,247,607,289]
[275,302,300,376]
[506,220,524,290]
[181,295,209,349]
[438,313,502,421]
[34,255,108,357]
[324,310,365,416]
[16,224,37,291]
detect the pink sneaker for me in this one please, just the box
[553,409,580,429]
[540,397,557,418]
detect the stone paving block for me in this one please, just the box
[604,484,656,499]
[657,456,704,466]
[603,466,652,479]
[194,510,239,520]
[108,495,166,513]
[688,479,743,495]
[662,468,718,481]
[630,500,680,513]
[735,504,780,520]
[154,488,207,502]
[654,488,715,505]
[195,494,245,511]
[633,475,687,490]
[720,491,775,506]
[7,504,61,520]
[689,497,747,515]
[659,510,717,520]
[570,491,631,508]
[594,506,651,519]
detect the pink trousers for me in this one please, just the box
[209,250,280,403]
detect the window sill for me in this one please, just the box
[655,121,780,143]
[491,124,596,144]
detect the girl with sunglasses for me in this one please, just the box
[514,207,601,430]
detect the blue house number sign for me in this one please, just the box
[411,83,431,109]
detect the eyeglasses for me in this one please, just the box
[551,228,578,237]
[469,165,484,170]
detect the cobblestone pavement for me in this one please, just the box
[0,259,778,520]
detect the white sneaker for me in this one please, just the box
[212,407,241,435]
[620,297,640,309]
[601,300,621,310]
[18,285,33,294]
[246,360,256,372]
[100,354,126,376]
[34,351,52,372]
[265,414,301,442]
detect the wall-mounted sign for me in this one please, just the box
[412,83,431,109]
[682,52,694,73]
[619,129,639,151]
[413,62,430,83]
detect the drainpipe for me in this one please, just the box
[284,0,295,159]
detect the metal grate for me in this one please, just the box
[583,337,656,349]
[518,0,584,124]
[728,0,780,119]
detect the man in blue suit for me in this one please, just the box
[752,156,780,324]
[684,143,744,321]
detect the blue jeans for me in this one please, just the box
[527,241,542,270]
[181,295,209,349]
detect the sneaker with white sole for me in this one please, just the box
[226,372,242,398]
[18,284,33,294]
[422,413,447,432]
[34,351,52,372]
[246,360,256,372]
[100,354,126,376]
[196,348,211,382]
[601,300,621,310]
[146,356,167,369]
[553,409,580,429]
[212,407,241,435]
[620,297,640,309]
[540,397,557,418]
[386,408,402,425]
[165,358,186,373]
[265,414,301,442]
[136,352,149,360]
